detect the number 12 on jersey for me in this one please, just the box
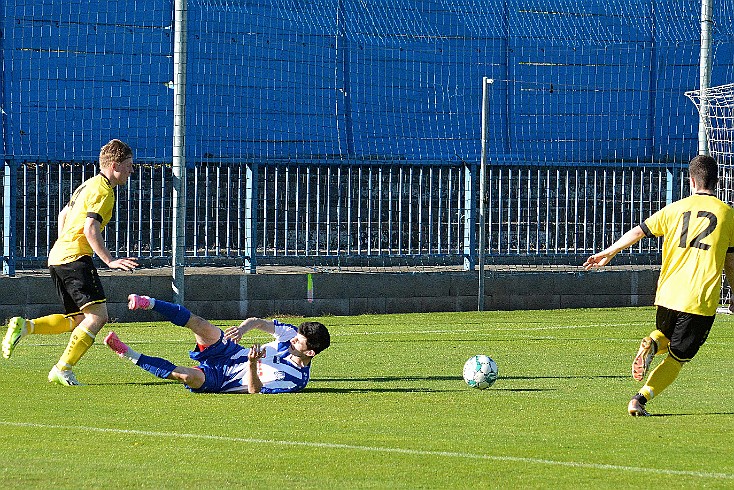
[679,210,716,250]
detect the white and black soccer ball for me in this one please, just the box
[463,354,498,389]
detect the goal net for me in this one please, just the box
[686,83,734,305]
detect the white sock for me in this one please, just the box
[123,347,142,364]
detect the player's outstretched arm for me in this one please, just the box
[223,317,276,343]
[84,217,139,271]
[583,226,646,270]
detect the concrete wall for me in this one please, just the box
[0,268,658,322]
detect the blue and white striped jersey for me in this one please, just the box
[188,320,311,394]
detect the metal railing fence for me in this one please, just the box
[2,160,684,274]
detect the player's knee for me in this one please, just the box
[84,312,109,334]
[95,312,110,328]
[70,314,84,328]
[183,369,204,389]
[176,369,205,389]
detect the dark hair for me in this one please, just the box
[299,321,330,354]
[689,154,719,190]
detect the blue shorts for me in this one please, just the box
[187,332,248,393]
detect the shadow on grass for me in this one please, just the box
[501,375,629,380]
[305,387,466,393]
[320,374,627,382]
[649,412,734,417]
[321,375,461,382]
[92,381,174,387]
[311,375,558,393]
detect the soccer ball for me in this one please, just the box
[463,355,498,389]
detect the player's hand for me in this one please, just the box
[108,257,139,272]
[224,325,243,343]
[582,253,611,270]
[248,343,266,363]
[224,318,261,343]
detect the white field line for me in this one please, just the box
[0,421,731,481]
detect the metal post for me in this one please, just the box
[698,0,714,155]
[172,0,187,303]
[0,18,13,276]
[3,161,16,276]
[462,163,476,271]
[243,163,258,273]
[478,78,493,311]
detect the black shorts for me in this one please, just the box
[49,255,107,316]
[655,305,714,362]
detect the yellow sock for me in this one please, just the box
[29,314,74,335]
[640,355,683,401]
[56,326,95,370]
[650,329,669,355]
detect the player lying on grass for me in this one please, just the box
[104,294,330,393]
[583,155,734,417]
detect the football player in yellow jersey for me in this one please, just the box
[583,155,734,416]
[1,139,139,385]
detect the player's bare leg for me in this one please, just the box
[168,366,205,389]
[183,314,223,347]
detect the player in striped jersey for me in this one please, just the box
[583,155,734,416]
[104,294,330,394]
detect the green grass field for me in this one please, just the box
[1,307,733,489]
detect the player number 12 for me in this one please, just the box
[678,210,716,251]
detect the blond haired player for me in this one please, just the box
[584,155,734,416]
[2,139,139,385]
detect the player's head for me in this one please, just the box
[298,321,331,355]
[99,139,133,169]
[689,154,718,191]
[100,139,134,186]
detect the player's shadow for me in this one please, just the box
[306,375,465,393]
[500,375,629,380]
[311,375,554,393]
[322,375,459,383]
[306,387,466,393]
[322,374,627,382]
[95,381,175,387]
[646,412,734,417]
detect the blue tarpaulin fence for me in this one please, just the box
[1,1,734,273]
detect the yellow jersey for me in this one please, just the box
[48,174,115,266]
[642,193,734,316]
